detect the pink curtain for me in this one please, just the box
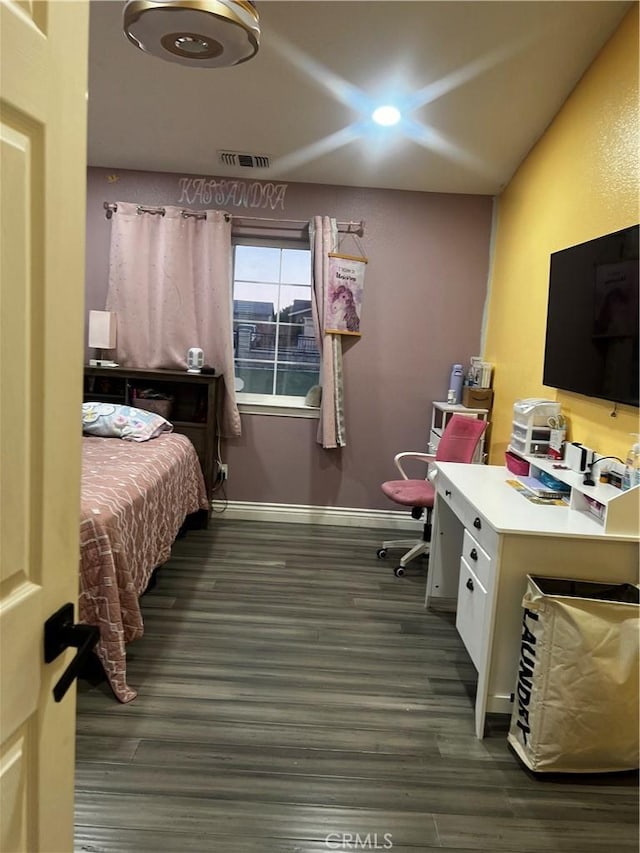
[310,216,346,448]
[105,202,240,437]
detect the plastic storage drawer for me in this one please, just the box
[509,435,551,457]
[511,423,552,442]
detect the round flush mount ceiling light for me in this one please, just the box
[123,0,260,68]
[372,105,401,126]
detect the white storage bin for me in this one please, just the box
[513,399,560,428]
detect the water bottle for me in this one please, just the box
[448,363,464,405]
[621,434,640,491]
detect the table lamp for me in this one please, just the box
[88,310,118,367]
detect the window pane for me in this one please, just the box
[281,249,311,285]
[276,365,320,396]
[273,321,317,355]
[288,333,319,358]
[277,284,312,318]
[234,245,280,282]
[234,319,277,354]
[234,282,277,322]
[235,362,275,395]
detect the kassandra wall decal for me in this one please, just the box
[177,176,288,210]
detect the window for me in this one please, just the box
[232,242,320,414]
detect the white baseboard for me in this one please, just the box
[210,500,419,531]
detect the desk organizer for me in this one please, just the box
[510,399,561,457]
[514,450,639,536]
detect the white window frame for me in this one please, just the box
[232,236,320,418]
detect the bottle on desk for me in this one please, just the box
[622,434,640,491]
[448,364,464,405]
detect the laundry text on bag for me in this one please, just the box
[514,607,539,745]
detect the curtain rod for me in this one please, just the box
[102,202,364,236]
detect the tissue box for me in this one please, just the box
[462,387,493,410]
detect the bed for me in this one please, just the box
[79,432,209,702]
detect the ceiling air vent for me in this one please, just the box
[218,150,270,169]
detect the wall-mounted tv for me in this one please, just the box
[543,225,639,407]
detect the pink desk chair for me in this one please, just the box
[378,414,487,577]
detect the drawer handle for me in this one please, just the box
[445,489,452,497]
[465,578,474,592]
[473,517,482,530]
[469,548,478,561]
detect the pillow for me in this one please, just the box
[82,403,173,442]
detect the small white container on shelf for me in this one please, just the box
[513,399,560,427]
[512,423,552,442]
[510,398,560,458]
[510,434,551,457]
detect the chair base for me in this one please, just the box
[377,513,432,576]
[379,538,430,569]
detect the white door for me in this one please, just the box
[0,2,88,850]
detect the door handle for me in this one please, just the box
[445,489,452,497]
[44,603,99,702]
[466,578,474,592]
[473,517,482,530]
[469,548,478,561]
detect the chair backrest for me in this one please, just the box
[435,414,487,464]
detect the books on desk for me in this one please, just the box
[506,479,568,505]
[515,475,571,501]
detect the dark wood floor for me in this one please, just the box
[75,519,638,852]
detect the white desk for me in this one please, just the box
[425,462,639,738]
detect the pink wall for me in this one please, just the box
[86,167,492,510]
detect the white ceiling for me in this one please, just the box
[87,1,631,195]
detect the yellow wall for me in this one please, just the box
[484,5,639,464]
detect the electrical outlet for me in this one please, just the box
[219,463,228,481]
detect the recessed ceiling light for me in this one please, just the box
[372,105,401,126]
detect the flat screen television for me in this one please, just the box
[543,225,639,407]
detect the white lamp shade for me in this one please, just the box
[88,311,117,349]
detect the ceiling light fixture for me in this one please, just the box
[123,0,260,68]
[372,105,401,127]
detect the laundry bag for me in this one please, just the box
[508,575,639,773]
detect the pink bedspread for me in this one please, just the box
[79,433,208,702]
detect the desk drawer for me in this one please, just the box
[456,558,488,672]
[461,528,493,590]
[436,472,498,557]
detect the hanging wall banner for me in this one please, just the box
[325,252,368,336]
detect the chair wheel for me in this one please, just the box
[376,548,387,559]
[394,566,405,577]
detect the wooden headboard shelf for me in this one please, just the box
[84,365,222,502]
